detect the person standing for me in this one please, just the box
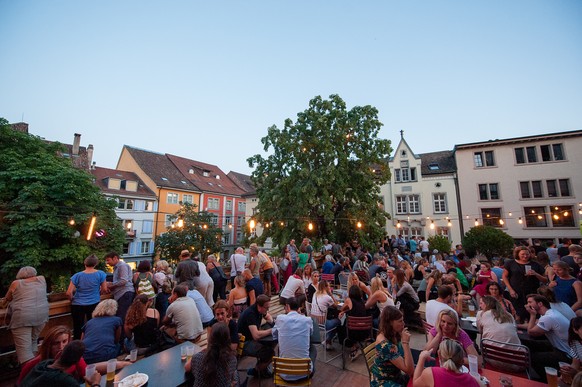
[174,250,200,290]
[67,254,107,340]
[3,266,49,364]
[104,252,135,326]
[287,239,299,274]
[248,244,261,279]
[229,247,247,288]
[206,254,228,302]
[193,255,215,307]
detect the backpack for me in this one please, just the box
[135,273,156,299]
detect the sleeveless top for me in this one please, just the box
[376,291,395,314]
[432,367,480,387]
[132,316,159,347]
[554,277,578,306]
[8,277,49,329]
[414,265,424,281]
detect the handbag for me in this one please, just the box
[210,263,228,281]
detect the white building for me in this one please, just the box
[454,130,582,245]
[92,166,158,267]
[381,132,462,246]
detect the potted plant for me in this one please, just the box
[48,275,69,302]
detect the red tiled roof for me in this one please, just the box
[91,166,156,198]
[227,171,256,196]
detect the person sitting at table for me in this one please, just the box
[524,293,571,383]
[370,306,414,386]
[17,325,129,385]
[537,286,576,320]
[279,267,306,306]
[186,286,215,328]
[237,294,275,378]
[549,261,582,312]
[365,277,395,328]
[422,270,443,302]
[306,270,319,303]
[338,285,369,361]
[228,274,248,319]
[413,339,481,387]
[81,299,122,364]
[272,297,316,381]
[185,322,239,387]
[559,316,582,383]
[21,340,102,387]
[243,269,264,306]
[470,262,498,304]
[161,284,203,343]
[425,285,461,327]
[445,260,469,291]
[424,309,479,367]
[311,280,341,349]
[348,272,371,299]
[484,282,517,321]
[124,294,160,355]
[393,269,422,327]
[207,300,239,351]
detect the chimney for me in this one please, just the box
[87,144,94,169]
[11,122,29,133]
[73,133,81,155]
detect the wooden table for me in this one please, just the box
[481,368,546,387]
[87,342,200,386]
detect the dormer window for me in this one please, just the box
[203,170,210,177]
[188,169,194,174]
[215,175,220,179]
[106,178,121,190]
[428,163,440,171]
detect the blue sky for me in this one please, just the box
[1,1,581,175]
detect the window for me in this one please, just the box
[182,194,194,204]
[436,227,450,238]
[167,192,178,204]
[145,201,155,211]
[531,181,543,198]
[521,179,571,199]
[481,208,503,227]
[541,143,565,162]
[223,234,231,244]
[122,242,130,255]
[238,202,246,212]
[209,215,218,226]
[478,183,499,200]
[395,195,420,214]
[237,216,243,226]
[474,151,495,167]
[165,214,174,227]
[515,148,525,164]
[236,231,242,242]
[520,182,531,199]
[207,198,219,210]
[124,219,133,230]
[559,179,571,196]
[394,167,417,182]
[433,194,447,213]
[141,241,151,254]
[142,220,153,233]
[524,207,547,228]
[526,146,537,163]
[226,200,233,211]
[546,180,558,198]
[551,206,575,227]
[428,163,440,171]
[225,216,232,225]
[117,198,134,210]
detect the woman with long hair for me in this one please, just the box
[400,261,414,283]
[393,269,421,327]
[370,307,414,386]
[424,309,478,367]
[338,285,369,361]
[311,280,341,348]
[302,264,313,291]
[424,270,443,302]
[306,270,319,303]
[124,294,160,354]
[81,299,123,364]
[484,282,517,320]
[414,339,480,387]
[561,317,582,383]
[549,261,582,311]
[154,259,174,320]
[186,322,238,387]
[206,254,228,302]
[366,277,395,328]
[470,262,498,303]
[67,254,107,340]
[348,272,371,299]
[207,300,239,351]
[477,296,519,344]
[227,274,248,319]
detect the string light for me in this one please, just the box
[249,219,256,230]
[518,217,523,224]
[126,221,132,230]
[357,221,362,229]
[430,220,435,229]
[177,218,184,228]
[308,222,314,231]
[396,220,401,228]
[508,212,512,217]
[474,219,479,226]
[68,218,75,226]
[447,220,452,227]
[499,219,504,225]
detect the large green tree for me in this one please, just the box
[247,94,392,249]
[462,225,515,259]
[155,203,223,263]
[0,118,124,289]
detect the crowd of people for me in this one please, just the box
[3,235,582,386]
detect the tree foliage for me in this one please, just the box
[462,225,514,259]
[0,118,125,289]
[155,203,223,264]
[427,234,452,255]
[247,94,392,249]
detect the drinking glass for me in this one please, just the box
[106,359,117,382]
[85,364,96,387]
[545,367,558,387]
[468,354,478,376]
[130,348,138,362]
[181,345,187,361]
[186,345,195,361]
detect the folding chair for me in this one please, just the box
[320,273,335,288]
[305,301,312,316]
[481,338,531,379]
[273,357,312,386]
[237,333,263,386]
[342,315,374,369]
[338,272,350,291]
[363,341,377,381]
[311,313,341,363]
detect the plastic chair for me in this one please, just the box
[273,357,312,386]
[481,338,531,379]
[338,272,350,291]
[341,315,374,369]
[237,333,263,386]
[363,341,377,381]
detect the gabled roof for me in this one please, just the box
[227,171,256,196]
[167,154,246,196]
[123,146,200,191]
[91,166,156,198]
[419,150,456,176]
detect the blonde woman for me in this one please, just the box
[81,299,122,364]
[154,259,174,319]
[400,260,414,283]
[348,272,371,299]
[311,280,340,348]
[414,340,481,386]
[227,274,248,318]
[365,277,395,328]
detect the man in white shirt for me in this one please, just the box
[419,237,429,253]
[526,294,571,383]
[424,286,459,326]
[229,247,247,287]
[272,297,315,381]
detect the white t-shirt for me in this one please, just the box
[281,276,305,299]
[311,294,335,317]
[419,240,429,252]
[230,253,247,277]
[425,299,458,327]
[537,309,570,354]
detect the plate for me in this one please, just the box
[119,372,148,387]
[462,316,477,322]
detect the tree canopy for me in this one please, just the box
[0,118,124,289]
[155,203,223,263]
[462,225,515,259]
[247,94,392,249]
